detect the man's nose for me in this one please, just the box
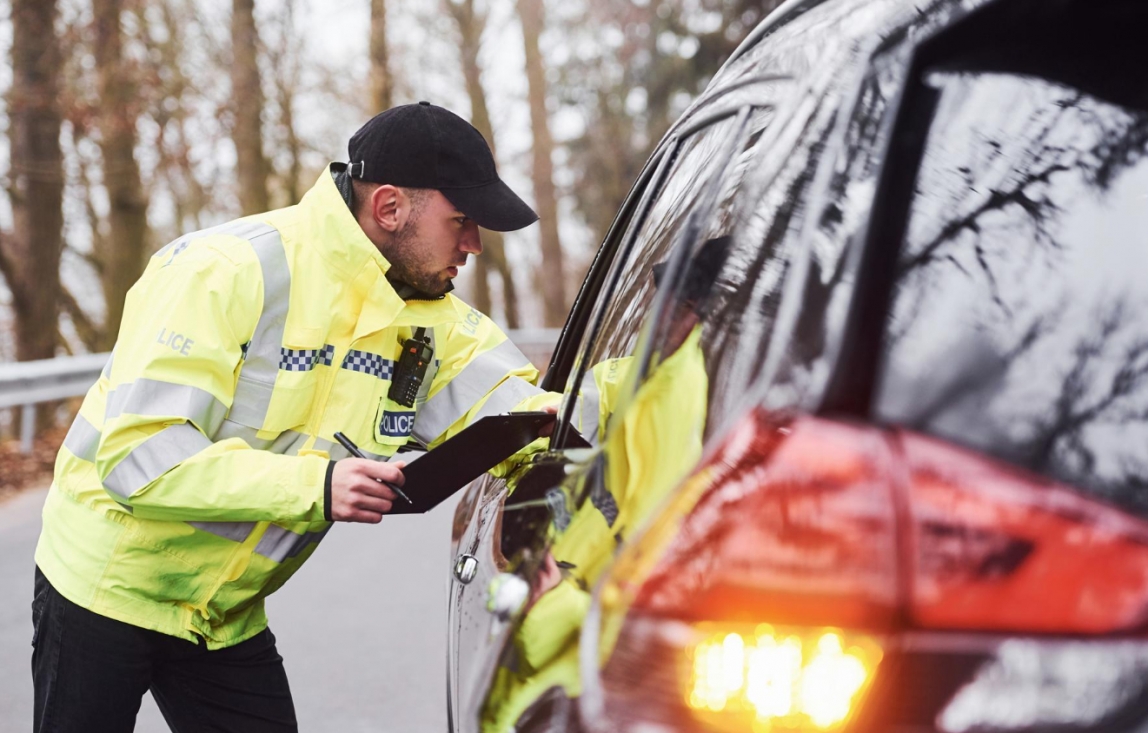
[460,222,483,255]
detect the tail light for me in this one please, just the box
[579,412,1148,733]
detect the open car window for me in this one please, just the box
[563,104,783,446]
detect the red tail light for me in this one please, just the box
[901,431,1148,633]
[581,410,1148,733]
[626,416,901,630]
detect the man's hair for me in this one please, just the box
[352,180,431,223]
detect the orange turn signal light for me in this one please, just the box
[685,625,882,732]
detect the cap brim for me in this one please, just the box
[441,179,539,232]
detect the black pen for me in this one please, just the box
[332,431,414,506]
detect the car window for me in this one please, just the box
[874,71,1148,514]
[559,106,777,442]
[755,51,906,416]
[577,113,762,376]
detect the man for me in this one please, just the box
[32,102,554,732]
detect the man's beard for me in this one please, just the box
[380,219,451,296]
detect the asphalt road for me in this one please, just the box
[0,486,459,732]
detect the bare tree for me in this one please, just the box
[93,0,150,349]
[443,0,521,328]
[2,0,65,366]
[556,0,783,244]
[517,0,566,326]
[266,0,304,205]
[370,0,394,113]
[148,0,211,234]
[231,0,271,214]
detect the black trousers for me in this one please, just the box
[31,567,298,733]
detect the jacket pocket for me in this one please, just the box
[372,392,419,449]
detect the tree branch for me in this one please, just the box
[58,283,106,352]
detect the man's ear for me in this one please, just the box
[370,185,408,233]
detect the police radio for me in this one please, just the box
[389,327,433,408]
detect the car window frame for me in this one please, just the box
[540,151,668,392]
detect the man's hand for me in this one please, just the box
[539,403,560,438]
[330,459,406,523]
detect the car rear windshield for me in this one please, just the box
[874,70,1148,514]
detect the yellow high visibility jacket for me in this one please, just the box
[483,327,708,733]
[36,167,552,649]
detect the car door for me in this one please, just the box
[445,102,772,732]
[444,133,674,733]
[456,86,820,732]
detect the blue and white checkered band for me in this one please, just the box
[279,344,335,372]
[240,341,251,361]
[341,350,395,380]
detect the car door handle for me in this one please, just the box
[453,554,478,585]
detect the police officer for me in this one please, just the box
[32,102,555,732]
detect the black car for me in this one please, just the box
[447,1,1148,732]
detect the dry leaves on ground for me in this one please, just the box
[0,427,67,503]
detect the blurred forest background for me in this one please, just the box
[0,0,781,446]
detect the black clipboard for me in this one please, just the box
[386,411,557,515]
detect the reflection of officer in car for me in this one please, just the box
[483,237,731,732]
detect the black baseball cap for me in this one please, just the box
[347,102,539,232]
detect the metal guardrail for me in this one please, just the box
[0,328,561,454]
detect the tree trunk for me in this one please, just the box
[158,0,207,231]
[370,0,393,113]
[3,0,65,365]
[268,1,302,205]
[483,233,520,329]
[517,0,566,327]
[444,0,521,328]
[93,0,150,349]
[231,0,271,215]
[471,249,492,316]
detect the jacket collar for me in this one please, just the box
[296,164,389,282]
[320,163,451,302]
[293,166,464,340]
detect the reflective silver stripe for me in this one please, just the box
[317,437,383,462]
[468,376,545,426]
[62,413,101,462]
[188,521,256,543]
[227,226,291,428]
[105,379,229,436]
[155,219,274,259]
[213,420,312,455]
[322,437,411,462]
[579,374,602,447]
[103,423,213,499]
[255,524,330,563]
[413,339,534,443]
